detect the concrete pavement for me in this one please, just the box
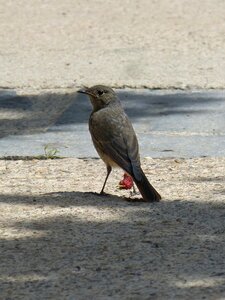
[0,89,224,158]
[0,0,225,90]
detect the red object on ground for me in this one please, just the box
[119,173,134,189]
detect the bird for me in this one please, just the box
[78,85,161,202]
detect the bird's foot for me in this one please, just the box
[129,188,139,197]
[128,184,140,196]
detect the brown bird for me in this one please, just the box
[78,85,161,202]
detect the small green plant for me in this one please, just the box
[44,145,60,159]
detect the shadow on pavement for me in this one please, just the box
[0,90,77,138]
[0,191,225,298]
[0,89,224,138]
[57,90,225,126]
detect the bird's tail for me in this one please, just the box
[134,169,161,202]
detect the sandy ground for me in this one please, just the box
[1,0,225,90]
[0,157,225,299]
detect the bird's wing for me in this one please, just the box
[90,110,142,181]
[107,134,142,181]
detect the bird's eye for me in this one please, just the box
[97,90,104,96]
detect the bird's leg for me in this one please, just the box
[100,165,112,195]
[130,184,138,196]
[132,184,137,194]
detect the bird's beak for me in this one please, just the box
[77,89,94,97]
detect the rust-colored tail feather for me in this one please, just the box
[134,169,161,202]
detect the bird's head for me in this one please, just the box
[78,85,117,111]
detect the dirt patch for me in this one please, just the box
[0,157,225,299]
